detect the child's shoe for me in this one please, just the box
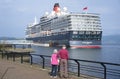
[54,76,57,78]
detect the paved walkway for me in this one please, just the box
[0,59,82,79]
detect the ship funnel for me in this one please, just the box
[53,3,60,13]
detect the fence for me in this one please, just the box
[0,51,120,79]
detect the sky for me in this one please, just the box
[0,0,120,38]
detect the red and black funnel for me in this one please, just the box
[53,3,60,13]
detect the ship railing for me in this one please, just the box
[0,52,120,79]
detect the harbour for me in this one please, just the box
[1,39,120,64]
[31,44,120,64]
[0,40,120,79]
[0,1,120,79]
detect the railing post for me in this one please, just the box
[101,63,106,79]
[6,52,9,60]
[30,54,33,65]
[74,60,80,77]
[21,53,23,63]
[40,55,45,69]
[13,53,15,62]
[1,51,4,59]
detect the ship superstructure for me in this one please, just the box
[25,3,102,48]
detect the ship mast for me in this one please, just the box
[33,16,38,25]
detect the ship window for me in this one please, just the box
[68,27,72,29]
[92,31,96,34]
[86,31,91,34]
[72,35,78,39]
[97,31,101,34]
[79,31,84,34]
[73,31,78,34]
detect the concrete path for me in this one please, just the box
[0,59,82,79]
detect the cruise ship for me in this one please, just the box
[25,3,102,48]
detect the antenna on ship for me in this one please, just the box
[33,16,38,25]
[63,7,67,12]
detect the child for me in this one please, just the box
[50,49,59,78]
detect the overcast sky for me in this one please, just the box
[0,0,120,38]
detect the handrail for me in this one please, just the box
[1,52,120,79]
[66,57,120,79]
[69,58,120,66]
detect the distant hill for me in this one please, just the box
[0,37,24,40]
[102,35,120,45]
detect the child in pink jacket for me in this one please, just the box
[50,49,59,78]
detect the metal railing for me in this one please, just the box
[0,51,120,79]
